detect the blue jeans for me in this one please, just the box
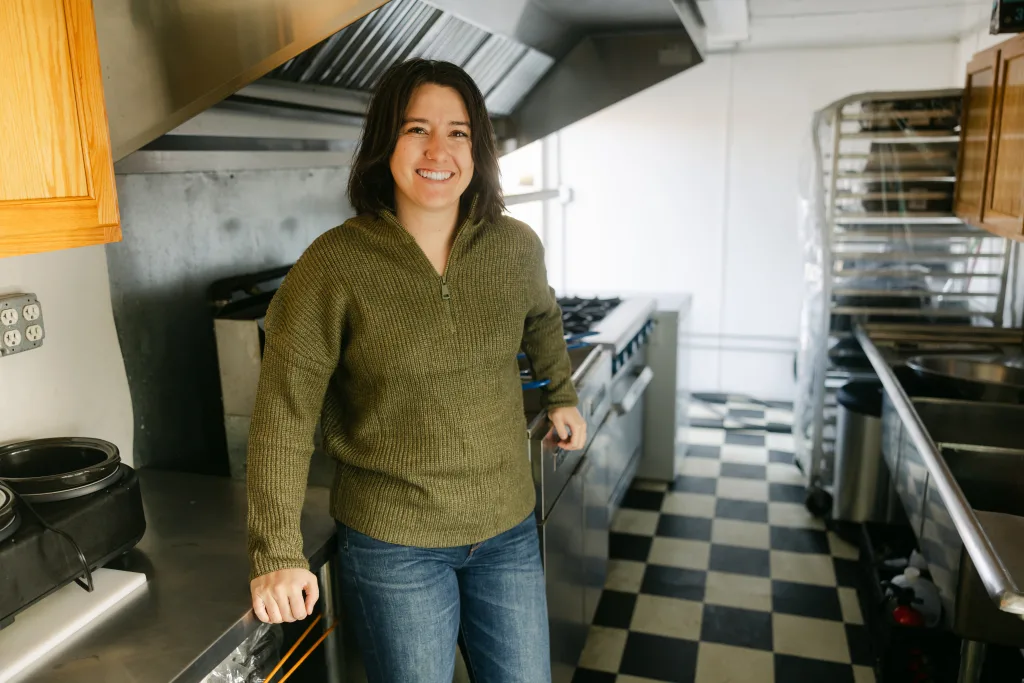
[336,513,551,683]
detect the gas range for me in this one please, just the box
[557,296,657,375]
[559,297,623,335]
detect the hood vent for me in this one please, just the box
[109,0,704,173]
[268,0,555,117]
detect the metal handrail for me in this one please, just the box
[855,325,1024,616]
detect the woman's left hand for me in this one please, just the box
[548,406,586,451]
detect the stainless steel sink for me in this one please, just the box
[858,324,1024,669]
[894,398,1024,646]
[906,354,1024,404]
[914,398,1024,451]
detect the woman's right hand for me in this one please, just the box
[250,568,320,623]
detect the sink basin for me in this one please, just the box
[941,444,1024,517]
[900,398,1024,644]
[913,398,1024,451]
[906,355,1024,404]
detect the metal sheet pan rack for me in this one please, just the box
[795,89,1013,503]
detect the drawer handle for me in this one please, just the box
[614,366,654,415]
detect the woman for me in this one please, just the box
[245,58,586,683]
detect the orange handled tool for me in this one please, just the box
[263,614,338,683]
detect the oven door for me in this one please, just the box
[539,454,587,683]
[602,354,655,515]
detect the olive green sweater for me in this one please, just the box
[246,208,577,578]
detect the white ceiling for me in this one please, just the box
[698,0,992,51]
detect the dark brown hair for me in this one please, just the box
[347,59,505,224]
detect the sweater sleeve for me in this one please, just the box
[521,231,578,409]
[246,235,347,579]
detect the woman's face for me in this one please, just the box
[390,83,474,216]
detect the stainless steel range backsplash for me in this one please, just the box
[106,168,355,473]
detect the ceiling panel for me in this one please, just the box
[532,0,679,26]
[703,0,990,50]
[749,0,985,17]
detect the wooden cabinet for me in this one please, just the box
[983,38,1024,239]
[0,0,121,259]
[956,34,1024,241]
[954,49,999,226]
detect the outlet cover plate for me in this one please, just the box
[0,293,44,356]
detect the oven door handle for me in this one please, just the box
[614,366,654,416]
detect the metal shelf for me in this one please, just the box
[841,109,957,121]
[835,191,951,201]
[837,172,956,182]
[841,131,960,143]
[831,306,996,319]
[833,268,1004,279]
[833,227,989,239]
[836,151,956,161]
[832,250,1005,262]
[832,289,998,299]
[834,212,962,221]
[796,88,1012,496]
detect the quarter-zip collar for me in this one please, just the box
[377,195,482,279]
[377,194,482,246]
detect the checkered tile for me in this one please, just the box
[574,396,877,683]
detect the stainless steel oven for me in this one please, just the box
[525,346,611,518]
[525,345,612,683]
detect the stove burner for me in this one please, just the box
[558,297,622,335]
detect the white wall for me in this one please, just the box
[953,3,1006,85]
[556,41,959,400]
[0,247,134,465]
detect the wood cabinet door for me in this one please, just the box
[955,48,1000,226]
[984,37,1024,239]
[0,0,121,258]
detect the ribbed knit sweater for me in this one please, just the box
[246,208,578,578]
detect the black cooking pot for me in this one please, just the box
[0,437,121,497]
[0,483,17,537]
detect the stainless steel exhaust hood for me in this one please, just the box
[95,0,390,161]
[105,0,705,169]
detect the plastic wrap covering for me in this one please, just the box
[794,90,1013,488]
[201,623,284,683]
[794,117,828,485]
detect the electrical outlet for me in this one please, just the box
[0,293,44,357]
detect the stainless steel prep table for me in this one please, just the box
[855,322,1024,682]
[11,469,337,683]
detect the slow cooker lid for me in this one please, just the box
[0,437,119,482]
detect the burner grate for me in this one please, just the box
[557,297,621,335]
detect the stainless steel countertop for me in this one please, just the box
[14,469,337,683]
[855,323,1024,617]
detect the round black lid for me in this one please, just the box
[837,379,884,417]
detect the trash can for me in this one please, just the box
[833,379,890,522]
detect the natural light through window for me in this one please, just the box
[499,139,544,240]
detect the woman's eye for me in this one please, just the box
[452,130,469,138]
[407,126,427,135]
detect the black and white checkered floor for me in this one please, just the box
[573,395,875,683]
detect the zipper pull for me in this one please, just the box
[441,278,451,300]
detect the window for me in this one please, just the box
[499,139,545,238]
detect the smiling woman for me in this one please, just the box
[348,59,504,225]
[245,59,586,683]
